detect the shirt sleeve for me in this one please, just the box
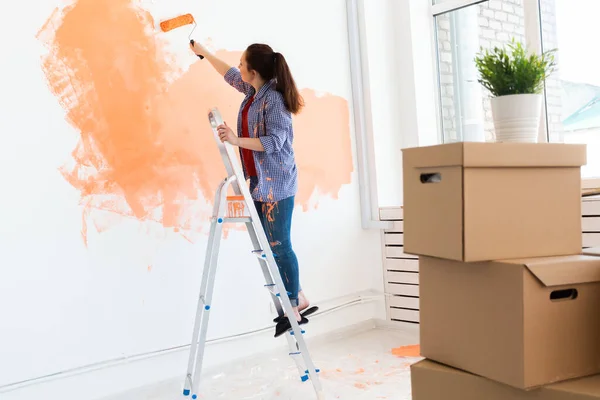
[224,67,253,95]
[259,93,292,154]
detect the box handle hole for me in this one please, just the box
[550,288,578,301]
[420,173,441,184]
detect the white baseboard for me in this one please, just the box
[1,291,387,400]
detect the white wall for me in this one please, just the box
[0,1,386,398]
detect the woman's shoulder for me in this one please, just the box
[264,87,289,114]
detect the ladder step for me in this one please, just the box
[252,250,267,259]
[212,217,252,223]
[264,284,291,297]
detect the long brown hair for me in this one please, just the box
[245,43,304,114]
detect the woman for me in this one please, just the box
[190,42,317,337]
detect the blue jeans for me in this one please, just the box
[253,195,301,307]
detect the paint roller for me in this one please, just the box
[159,13,204,59]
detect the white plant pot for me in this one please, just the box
[490,94,543,143]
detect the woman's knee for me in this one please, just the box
[269,239,293,257]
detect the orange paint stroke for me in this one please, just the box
[37,0,353,243]
[264,202,277,223]
[293,90,353,211]
[391,344,421,358]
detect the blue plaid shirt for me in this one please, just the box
[224,67,298,203]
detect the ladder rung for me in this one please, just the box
[217,217,252,223]
[264,284,291,297]
[252,250,266,259]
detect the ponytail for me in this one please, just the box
[244,44,304,114]
[273,53,304,114]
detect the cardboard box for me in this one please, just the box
[402,142,586,261]
[412,359,600,400]
[419,255,600,389]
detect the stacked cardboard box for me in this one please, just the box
[401,142,600,399]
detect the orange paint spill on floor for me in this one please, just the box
[37,0,353,244]
[391,344,421,358]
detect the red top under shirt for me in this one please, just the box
[241,96,257,177]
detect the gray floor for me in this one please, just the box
[103,326,420,400]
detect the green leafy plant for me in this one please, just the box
[474,39,556,97]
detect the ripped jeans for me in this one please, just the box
[253,194,301,307]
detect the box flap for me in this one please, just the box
[402,142,586,168]
[518,255,600,287]
[462,142,586,167]
[550,374,600,397]
[412,359,600,399]
[402,142,464,168]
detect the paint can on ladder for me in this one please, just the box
[226,195,249,219]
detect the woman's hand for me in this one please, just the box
[217,122,239,146]
[189,41,209,58]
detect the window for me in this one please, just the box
[432,0,600,180]
[540,0,600,179]
[433,0,525,143]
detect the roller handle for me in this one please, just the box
[190,40,205,59]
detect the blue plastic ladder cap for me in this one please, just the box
[305,369,321,374]
[205,305,210,310]
[192,395,198,400]
[262,254,266,258]
[183,389,190,396]
[217,218,223,223]
[301,374,309,382]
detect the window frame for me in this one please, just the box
[430,0,600,187]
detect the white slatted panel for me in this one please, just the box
[377,195,600,326]
[582,196,600,249]
[380,207,419,324]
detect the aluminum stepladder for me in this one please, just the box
[182,108,324,400]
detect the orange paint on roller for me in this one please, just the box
[159,13,195,32]
[158,13,203,59]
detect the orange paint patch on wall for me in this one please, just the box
[37,0,353,242]
[293,91,353,211]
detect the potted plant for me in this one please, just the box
[474,39,556,143]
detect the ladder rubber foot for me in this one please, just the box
[183,389,190,396]
[301,374,309,382]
